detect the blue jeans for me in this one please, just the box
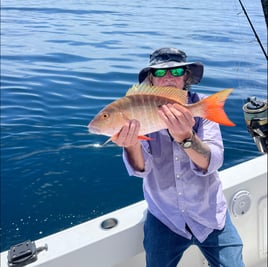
[143,211,245,267]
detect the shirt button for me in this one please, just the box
[176,174,180,179]
[181,210,185,213]
[175,157,179,161]
[178,192,182,196]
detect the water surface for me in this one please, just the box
[1,0,267,251]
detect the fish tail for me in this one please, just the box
[198,89,235,126]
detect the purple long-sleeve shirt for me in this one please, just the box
[122,91,227,243]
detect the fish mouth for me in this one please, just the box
[88,123,101,134]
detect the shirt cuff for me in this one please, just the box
[122,141,152,178]
[190,144,224,176]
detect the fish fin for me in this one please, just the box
[102,135,152,145]
[126,83,187,104]
[102,131,122,145]
[198,89,235,126]
[138,135,153,141]
[102,131,121,145]
[102,137,113,146]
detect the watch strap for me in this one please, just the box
[177,131,195,149]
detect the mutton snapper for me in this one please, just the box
[88,84,235,142]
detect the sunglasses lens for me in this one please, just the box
[152,69,167,77]
[170,67,185,76]
[152,67,185,78]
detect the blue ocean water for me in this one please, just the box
[1,0,267,252]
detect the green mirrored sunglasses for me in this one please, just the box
[152,67,185,78]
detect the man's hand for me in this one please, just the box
[112,119,145,171]
[112,119,141,148]
[158,103,195,142]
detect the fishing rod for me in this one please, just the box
[238,0,268,60]
[261,0,268,27]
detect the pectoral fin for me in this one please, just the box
[102,137,113,146]
[102,134,152,146]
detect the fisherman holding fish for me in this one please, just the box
[89,48,245,266]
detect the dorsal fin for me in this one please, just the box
[125,83,188,104]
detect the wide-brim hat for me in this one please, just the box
[138,48,204,84]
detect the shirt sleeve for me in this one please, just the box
[122,141,153,178]
[190,118,224,176]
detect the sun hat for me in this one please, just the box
[138,48,204,84]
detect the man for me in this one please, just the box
[113,48,244,267]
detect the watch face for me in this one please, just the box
[183,141,192,148]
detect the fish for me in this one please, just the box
[88,83,235,142]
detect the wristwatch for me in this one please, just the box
[178,132,195,149]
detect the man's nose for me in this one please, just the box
[164,70,173,78]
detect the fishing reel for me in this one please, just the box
[243,96,268,153]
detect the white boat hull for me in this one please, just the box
[1,155,267,267]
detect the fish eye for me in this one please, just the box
[101,112,110,119]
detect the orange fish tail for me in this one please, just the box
[198,89,235,126]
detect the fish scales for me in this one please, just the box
[88,84,235,141]
[121,94,174,134]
